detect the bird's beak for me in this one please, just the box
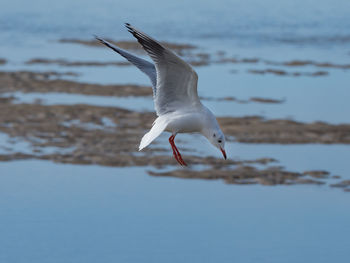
[220,147,227,160]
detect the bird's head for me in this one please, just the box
[203,127,227,160]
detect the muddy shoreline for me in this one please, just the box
[0,71,285,104]
[58,38,197,52]
[26,58,131,67]
[0,71,153,97]
[0,67,349,190]
[0,96,348,189]
[247,69,329,77]
[149,166,329,186]
[55,38,350,71]
[1,70,350,146]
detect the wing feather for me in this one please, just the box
[95,36,157,95]
[125,23,200,115]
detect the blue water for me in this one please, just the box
[3,64,350,123]
[2,0,350,47]
[0,161,349,263]
[1,0,350,262]
[1,0,350,124]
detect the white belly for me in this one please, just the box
[165,111,205,134]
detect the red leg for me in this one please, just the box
[169,135,187,166]
[173,143,187,166]
[169,135,181,165]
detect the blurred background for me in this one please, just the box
[0,0,350,262]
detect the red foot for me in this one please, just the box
[169,135,187,166]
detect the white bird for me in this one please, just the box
[96,23,226,166]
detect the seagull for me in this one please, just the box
[96,23,226,166]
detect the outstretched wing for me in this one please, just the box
[125,23,200,116]
[95,36,157,96]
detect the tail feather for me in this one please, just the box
[139,116,168,151]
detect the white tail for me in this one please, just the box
[139,116,168,151]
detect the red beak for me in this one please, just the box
[220,147,227,160]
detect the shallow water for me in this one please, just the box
[1,0,350,262]
[3,64,350,123]
[1,0,350,124]
[0,160,349,263]
[158,133,350,181]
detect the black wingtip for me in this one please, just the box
[125,23,135,34]
[125,23,131,30]
[94,35,104,44]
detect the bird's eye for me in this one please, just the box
[218,140,222,143]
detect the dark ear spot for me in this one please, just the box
[213,133,216,138]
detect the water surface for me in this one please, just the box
[0,0,350,262]
[0,160,349,263]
